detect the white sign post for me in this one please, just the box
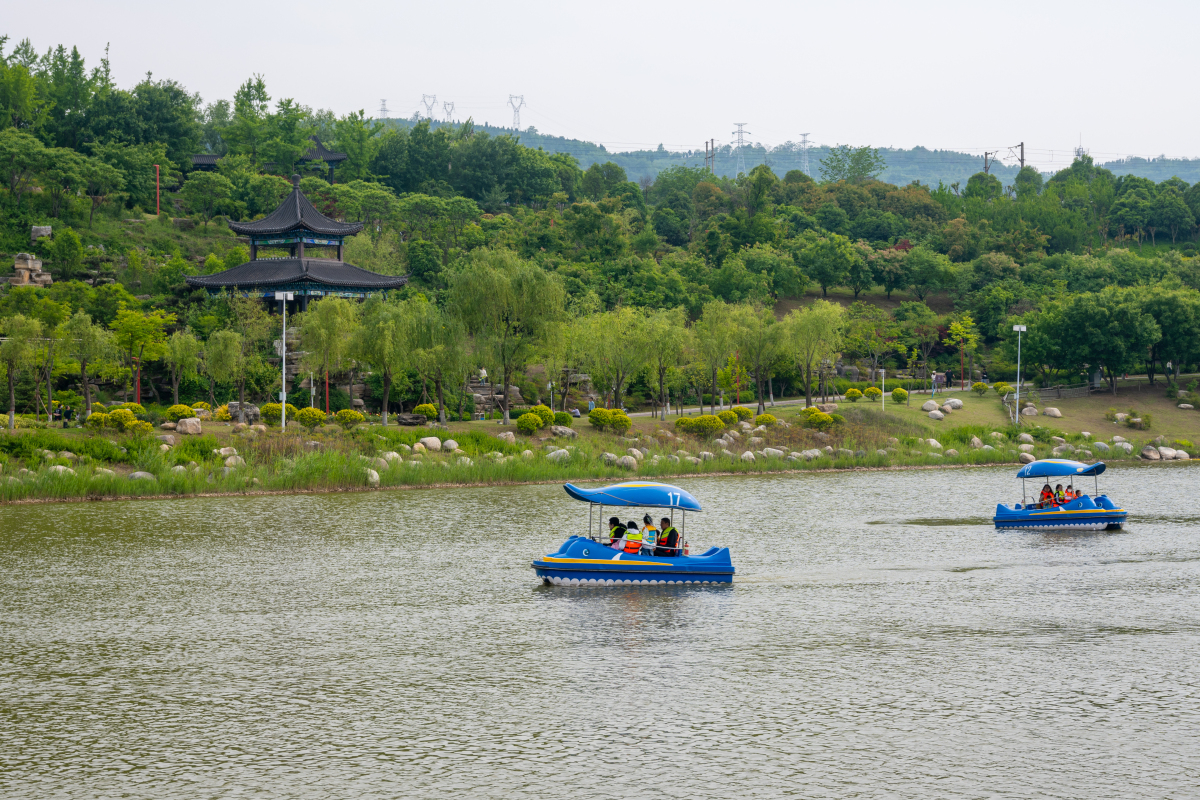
[275,292,294,428]
[1013,324,1026,427]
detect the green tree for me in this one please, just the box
[448,249,565,423]
[644,307,690,420]
[1151,188,1194,245]
[299,296,360,415]
[941,313,980,390]
[819,145,886,184]
[0,314,43,428]
[797,234,856,296]
[578,306,650,411]
[692,300,734,414]
[0,127,44,206]
[59,309,116,415]
[730,303,784,414]
[906,245,951,301]
[353,295,413,424]
[48,228,84,281]
[783,299,844,407]
[181,171,234,228]
[110,307,174,404]
[962,171,1002,201]
[80,156,123,227]
[223,75,270,165]
[163,329,202,405]
[40,147,85,218]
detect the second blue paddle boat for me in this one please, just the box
[531,481,735,586]
[993,459,1128,530]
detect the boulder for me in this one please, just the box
[1018,433,1035,444]
[176,418,203,435]
[1018,444,1035,453]
[926,439,942,449]
[216,446,238,457]
[57,451,77,461]
[547,449,570,462]
[251,425,266,433]
[1018,453,1036,464]
[1177,451,1191,460]
[441,439,459,452]
[419,436,442,451]
[129,471,156,481]
[365,468,380,487]
[970,436,984,449]
[990,432,1005,440]
[748,437,764,447]
[394,413,427,426]
[160,421,177,430]
[686,456,702,465]
[1112,435,1127,443]
[601,452,618,465]
[1140,446,1161,460]
[726,430,742,440]
[740,451,756,462]
[751,425,768,434]
[1050,436,1066,445]
[1158,446,1178,460]
[928,410,945,421]
[226,402,260,423]
[411,443,426,454]
[887,437,900,445]
[232,423,248,432]
[1180,404,1195,410]
[224,455,245,467]
[159,444,171,453]
[1081,432,1091,440]
[921,400,939,412]
[156,434,176,446]
[1078,450,1092,459]
[94,468,114,477]
[521,450,534,458]
[382,451,402,463]
[616,455,639,470]
[1042,407,1062,418]
[1116,442,1134,454]
[47,465,75,476]
[944,449,959,457]
[626,448,644,461]
[1113,413,1129,423]
[876,449,888,456]
[721,449,735,458]
[496,431,516,445]
[550,425,577,438]
[170,465,188,475]
[1021,407,1039,417]
[837,448,854,457]
[367,457,389,470]
[762,447,784,458]
[1093,441,1110,453]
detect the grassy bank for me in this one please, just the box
[2,396,1192,505]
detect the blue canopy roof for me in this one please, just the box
[563,482,702,511]
[1016,459,1107,479]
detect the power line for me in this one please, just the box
[508,95,526,130]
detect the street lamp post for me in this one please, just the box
[1013,324,1026,427]
[880,368,886,411]
[276,292,294,428]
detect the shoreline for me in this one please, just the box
[2,459,1185,506]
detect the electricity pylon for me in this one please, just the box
[421,94,437,121]
[732,123,751,176]
[378,100,389,120]
[442,101,455,123]
[508,95,525,130]
[798,132,811,175]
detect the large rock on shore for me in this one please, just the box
[1043,407,1062,418]
[1021,407,1039,417]
[176,417,202,435]
[419,436,442,451]
[616,455,638,470]
[550,425,577,438]
[945,398,963,409]
[1018,453,1036,464]
[928,410,945,421]
[226,402,260,423]
[441,439,459,452]
[1018,433,1034,444]
[1140,446,1161,460]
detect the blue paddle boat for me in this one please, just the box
[531,481,735,586]
[993,459,1128,530]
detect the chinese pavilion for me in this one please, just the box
[191,137,349,183]
[186,175,407,308]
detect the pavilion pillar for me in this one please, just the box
[250,243,257,261]
[298,240,305,259]
[337,241,343,260]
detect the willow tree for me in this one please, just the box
[299,296,360,415]
[60,310,116,414]
[644,308,691,420]
[354,295,412,425]
[205,330,245,413]
[578,307,650,410]
[448,249,565,423]
[784,300,844,407]
[693,300,734,414]
[410,300,469,424]
[164,329,202,406]
[730,304,784,415]
[0,314,43,429]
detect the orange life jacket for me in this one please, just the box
[623,529,643,554]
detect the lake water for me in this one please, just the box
[2,465,1198,799]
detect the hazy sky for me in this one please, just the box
[7,0,1197,173]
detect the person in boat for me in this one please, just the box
[1054,484,1066,504]
[655,517,680,557]
[1039,483,1054,508]
[1066,484,1077,500]
[608,517,627,549]
[623,520,643,554]
[639,514,659,555]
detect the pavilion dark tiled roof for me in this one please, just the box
[301,136,348,164]
[227,183,364,237]
[185,258,408,290]
[190,153,220,167]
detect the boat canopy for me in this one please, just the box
[1015,459,1106,479]
[564,482,702,511]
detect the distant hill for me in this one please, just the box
[379,118,1200,188]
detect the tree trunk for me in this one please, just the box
[502,364,512,424]
[436,377,446,423]
[381,372,392,425]
[325,369,330,416]
[147,371,162,405]
[768,376,775,407]
[238,379,246,423]
[7,368,15,430]
[81,361,92,414]
[711,367,718,415]
[457,380,464,423]
[172,371,180,406]
[208,376,216,408]
[658,368,666,421]
[803,364,812,407]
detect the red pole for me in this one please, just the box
[154,164,160,216]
